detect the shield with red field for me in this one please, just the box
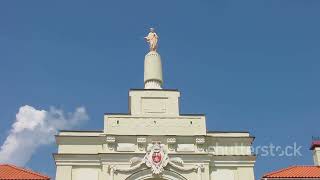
[152,151,162,164]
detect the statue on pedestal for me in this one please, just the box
[144,28,158,52]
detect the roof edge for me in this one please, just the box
[262,166,298,178]
[261,165,320,178]
[0,164,50,180]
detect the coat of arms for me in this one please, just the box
[124,142,200,175]
[144,142,169,174]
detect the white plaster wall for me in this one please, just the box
[211,168,236,180]
[236,167,255,180]
[212,145,252,155]
[58,145,101,154]
[314,147,320,165]
[104,116,206,135]
[72,167,100,180]
[129,90,180,116]
[56,166,72,180]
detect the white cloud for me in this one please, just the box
[0,105,89,166]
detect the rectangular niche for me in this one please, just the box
[141,97,167,114]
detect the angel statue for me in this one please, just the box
[144,28,159,52]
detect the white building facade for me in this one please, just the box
[54,40,256,180]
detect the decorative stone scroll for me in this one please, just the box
[109,142,205,179]
[137,137,147,151]
[106,136,116,151]
[195,137,206,152]
[195,137,205,144]
[167,137,176,151]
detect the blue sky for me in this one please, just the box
[0,0,320,179]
